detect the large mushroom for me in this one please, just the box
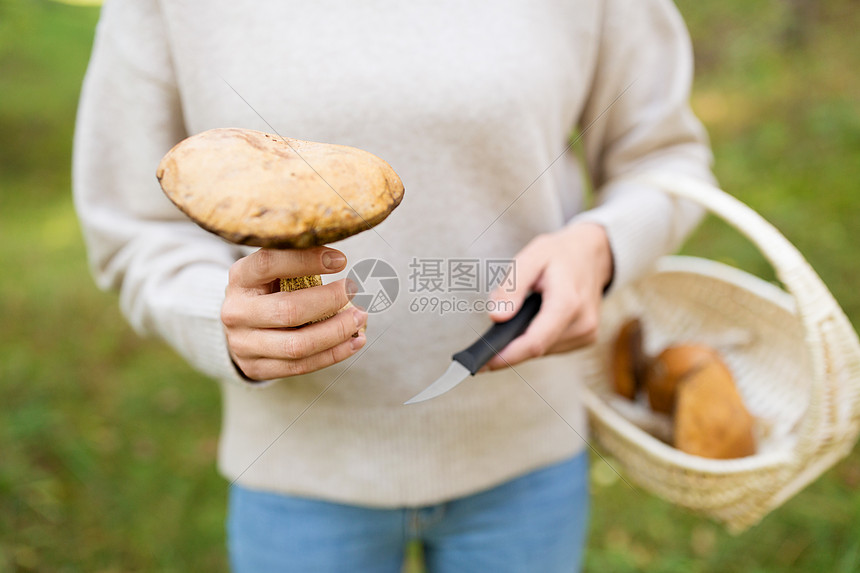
[156,128,404,293]
[674,357,756,459]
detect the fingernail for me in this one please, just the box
[351,333,366,351]
[322,251,346,270]
[353,308,367,329]
[345,278,359,299]
[490,310,510,321]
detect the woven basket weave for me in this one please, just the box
[580,172,860,533]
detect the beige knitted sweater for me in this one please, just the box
[74,0,714,506]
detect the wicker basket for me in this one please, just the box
[580,172,860,533]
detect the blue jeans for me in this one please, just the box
[227,452,589,572]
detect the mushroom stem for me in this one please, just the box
[280,275,357,327]
[279,275,323,292]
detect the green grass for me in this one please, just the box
[1,0,859,571]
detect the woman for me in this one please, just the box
[73,0,714,570]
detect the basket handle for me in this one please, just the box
[629,171,860,457]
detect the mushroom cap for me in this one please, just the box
[674,359,756,459]
[156,128,405,248]
[611,318,646,400]
[645,343,720,414]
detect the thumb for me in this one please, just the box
[489,245,546,322]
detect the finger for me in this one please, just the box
[544,331,598,354]
[239,332,367,381]
[489,236,548,322]
[486,294,600,369]
[541,312,602,354]
[231,306,367,360]
[226,278,355,329]
[229,247,347,289]
[486,288,578,369]
[568,302,601,341]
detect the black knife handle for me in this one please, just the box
[452,292,543,375]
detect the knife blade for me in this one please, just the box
[404,292,543,404]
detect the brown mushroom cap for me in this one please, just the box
[674,359,756,459]
[611,318,647,400]
[645,344,721,414]
[156,128,405,248]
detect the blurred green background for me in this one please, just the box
[1,0,859,571]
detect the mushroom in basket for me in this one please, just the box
[610,318,756,459]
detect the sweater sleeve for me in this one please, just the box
[72,0,250,385]
[571,0,715,293]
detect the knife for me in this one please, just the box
[404,292,543,405]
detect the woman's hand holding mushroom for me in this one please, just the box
[221,247,368,381]
[155,128,404,381]
[484,222,613,370]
